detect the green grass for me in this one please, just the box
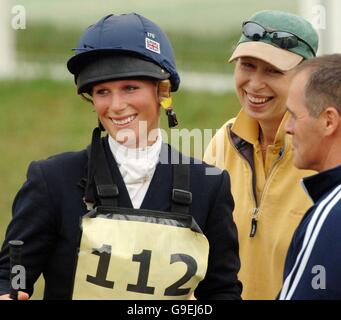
[168,32,239,73]
[24,0,298,35]
[16,24,79,64]
[16,24,239,73]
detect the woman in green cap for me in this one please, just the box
[204,10,319,300]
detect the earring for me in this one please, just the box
[160,97,178,128]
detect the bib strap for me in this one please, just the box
[85,127,192,213]
[85,127,119,207]
[171,162,192,214]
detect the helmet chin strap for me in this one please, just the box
[165,105,178,128]
[98,119,105,131]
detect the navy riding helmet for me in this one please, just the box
[67,13,180,93]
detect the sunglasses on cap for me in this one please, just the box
[242,21,316,56]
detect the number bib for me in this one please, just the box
[72,207,209,300]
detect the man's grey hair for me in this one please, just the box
[295,54,341,117]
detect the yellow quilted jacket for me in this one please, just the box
[204,109,315,300]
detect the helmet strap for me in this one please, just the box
[98,119,105,131]
[166,109,178,128]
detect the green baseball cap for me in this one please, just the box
[229,10,319,71]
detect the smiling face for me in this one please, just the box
[234,57,295,127]
[92,79,160,148]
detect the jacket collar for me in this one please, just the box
[231,109,288,147]
[140,143,173,211]
[79,136,178,210]
[302,164,341,203]
[103,137,174,211]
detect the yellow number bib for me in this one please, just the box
[72,207,209,300]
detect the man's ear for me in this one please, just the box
[323,106,340,136]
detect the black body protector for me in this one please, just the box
[71,127,209,299]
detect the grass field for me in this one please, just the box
[16,23,240,74]
[23,0,297,34]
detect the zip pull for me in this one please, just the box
[250,208,259,237]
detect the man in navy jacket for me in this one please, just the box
[279,54,341,299]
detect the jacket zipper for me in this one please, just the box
[251,147,286,236]
[228,129,287,237]
[250,207,258,237]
